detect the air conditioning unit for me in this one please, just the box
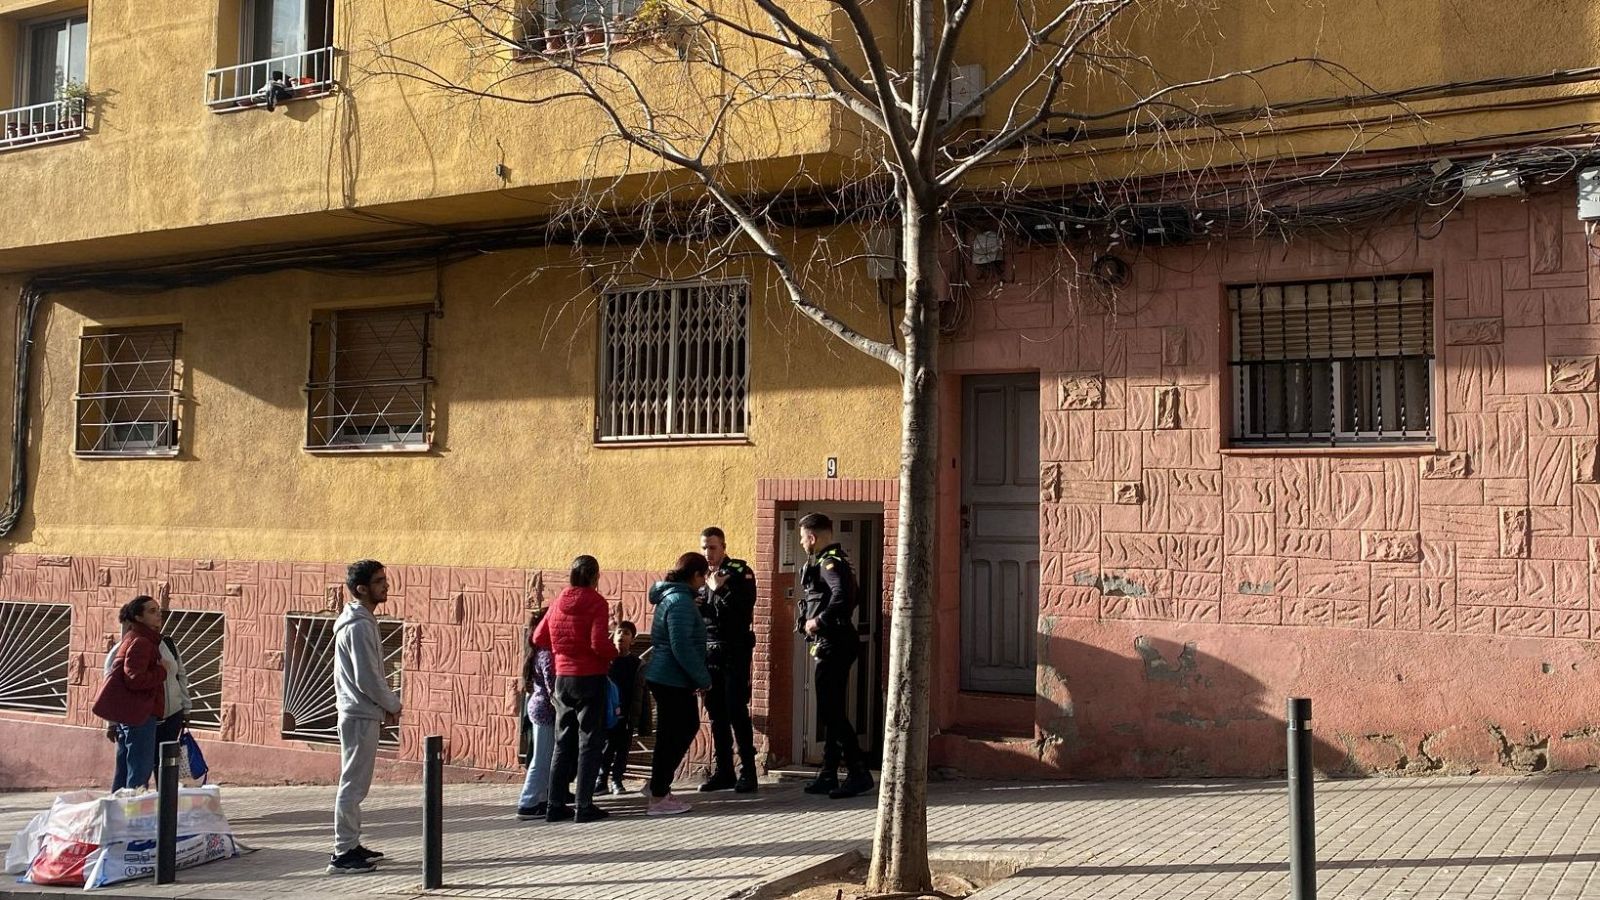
[938,64,986,123]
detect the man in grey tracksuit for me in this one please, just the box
[329,559,403,875]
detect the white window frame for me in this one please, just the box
[74,325,183,458]
[282,613,404,746]
[19,12,88,107]
[163,609,225,730]
[0,601,71,715]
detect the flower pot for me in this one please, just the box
[583,22,606,45]
[544,28,566,51]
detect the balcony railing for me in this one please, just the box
[204,46,337,111]
[0,98,86,151]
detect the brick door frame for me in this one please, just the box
[752,478,898,768]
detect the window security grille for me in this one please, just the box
[76,327,182,456]
[598,282,749,441]
[0,602,71,714]
[163,610,224,730]
[306,306,434,451]
[282,614,404,746]
[1229,275,1433,445]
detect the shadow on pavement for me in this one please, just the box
[1018,852,1600,878]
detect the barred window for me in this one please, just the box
[0,602,71,714]
[1229,275,1433,445]
[281,614,404,746]
[306,306,434,451]
[163,610,224,730]
[598,282,749,441]
[76,326,182,457]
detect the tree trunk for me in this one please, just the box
[866,197,940,895]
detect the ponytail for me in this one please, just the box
[664,551,709,584]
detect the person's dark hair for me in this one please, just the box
[118,595,156,625]
[346,559,384,598]
[798,512,832,532]
[616,620,637,636]
[700,526,725,541]
[570,555,600,588]
[664,552,710,584]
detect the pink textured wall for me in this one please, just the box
[0,554,671,788]
[935,186,1600,776]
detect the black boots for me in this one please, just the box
[698,769,738,792]
[802,769,839,795]
[734,766,758,793]
[828,766,874,799]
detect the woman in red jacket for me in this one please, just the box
[102,596,168,791]
[532,555,618,823]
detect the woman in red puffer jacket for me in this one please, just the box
[99,595,168,791]
[532,555,618,822]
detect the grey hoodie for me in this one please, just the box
[334,604,402,720]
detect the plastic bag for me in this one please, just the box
[19,836,97,886]
[4,810,49,875]
[84,833,240,888]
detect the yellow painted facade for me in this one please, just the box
[4,1,1600,267]
[1,0,1599,571]
[0,240,901,571]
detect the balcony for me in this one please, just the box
[204,46,337,112]
[0,99,86,151]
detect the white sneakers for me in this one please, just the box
[647,793,693,816]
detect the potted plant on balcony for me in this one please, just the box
[630,0,675,34]
[544,26,567,51]
[57,80,91,129]
[582,20,606,46]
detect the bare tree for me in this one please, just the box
[375,1,1346,892]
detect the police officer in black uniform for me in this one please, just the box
[796,512,873,799]
[697,526,760,793]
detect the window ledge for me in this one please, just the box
[75,449,181,459]
[594,437,752,449]
[207,86,334,114]
[1221,443,1436,457]
[304,444,433,455]
[0,707,68,721]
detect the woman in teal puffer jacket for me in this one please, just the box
[643,552,713,816]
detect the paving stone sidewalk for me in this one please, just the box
[4,772,1600,900]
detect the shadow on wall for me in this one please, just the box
[1033,624,1354,779]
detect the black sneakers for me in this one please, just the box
[829,768,875,799]
[573,804,610,823]
[516,802,548,821]
[352,845,385,861]
[545,803,575,823]
[326,849,378,875]
[698,770,737,792]
[734,769,758,793]
[802,771,839,795]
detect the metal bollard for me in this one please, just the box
[1286,697,1316,900]
[423,735,443,890]
[155,740,180,885]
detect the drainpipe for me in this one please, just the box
[0,282,45,537]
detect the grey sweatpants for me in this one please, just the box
[334,716,381,855]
